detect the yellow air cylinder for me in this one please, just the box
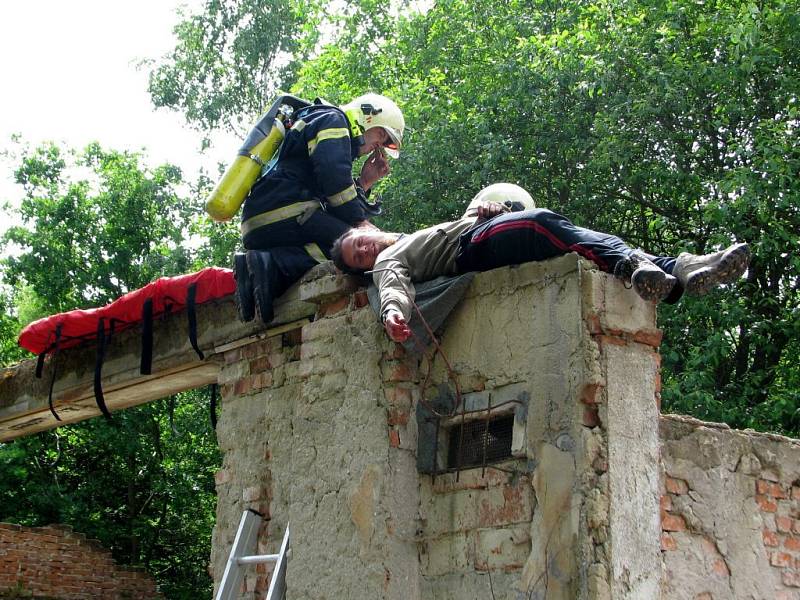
[205,119,286,222]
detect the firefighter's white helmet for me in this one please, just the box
[342,93,405,158]
[473,183,536,211]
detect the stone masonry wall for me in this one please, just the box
[0,523,163,599]
[209,254,664,600]
[659,414,800,600]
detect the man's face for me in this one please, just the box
[341,230,391,271]
[359,127,395,157]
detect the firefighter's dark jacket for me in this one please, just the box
[241,103,368,243]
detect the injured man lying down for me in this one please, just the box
[330,183,751,343]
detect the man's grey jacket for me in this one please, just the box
[372,200,491,321]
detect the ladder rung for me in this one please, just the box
[236,553,280,565]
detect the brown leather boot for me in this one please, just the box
[615,250,677,303]
[672,242,751,296]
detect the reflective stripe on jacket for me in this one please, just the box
[241,103,367,237]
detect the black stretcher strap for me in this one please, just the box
[93,317,113,421]
[186,283,204,360]
[47,324,63,422]
[35,351,46,379]
[140,298,153,375]
[210,384,218,430]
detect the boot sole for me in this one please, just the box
[685,243,751,296]
[233,253,255,322]
[246,251,275,325]
[633,270,678,302]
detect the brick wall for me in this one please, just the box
[660,415,800,599]
[0,523,163,600]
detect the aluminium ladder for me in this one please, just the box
[216,509,290,600]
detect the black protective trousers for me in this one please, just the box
[242,209,352,298]
[455,209,682,302]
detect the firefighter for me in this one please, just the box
[235,93,405,324]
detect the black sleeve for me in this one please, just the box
[304,110,367,224]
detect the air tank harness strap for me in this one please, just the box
[240,200,320,237]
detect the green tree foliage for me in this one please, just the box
[290,0,800,434]
[2,142,193,312]
[154,0,798,434]
[0,392,220,600]
[0,141,221,598]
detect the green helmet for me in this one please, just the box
[342,93,405,158]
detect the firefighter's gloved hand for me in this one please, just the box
[383,310,411,342]
[359,149,390,190]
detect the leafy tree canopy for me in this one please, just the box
[150,0,799,434]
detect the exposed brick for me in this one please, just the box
[632,328,663,348]
[792,486,800,502]
[711,558,730,577]
[582,405,601,428]
[234,377,253,396]
[283,328,302,347]
[784,535,800,552]
[757,479,787,499]
[695,594,713,600]
[0,524,162,598]
[384,386,413,410]
[756,495,778,513]
[353,290,369,309]
[383,361,415,382]
[252,371,274,390]
[784,570,800,588]
[388,430,401,448]
[660,533,677,551]
[477,483,533,529]
[776,516,794,533]
[318,296,350,317]
[665,477,689,495]
[763,529,780,547]
[387,408,410,426]
[660,495,673,512]
[662,513,687,532]
[249,356,271,373]
[585,313,602,334]
[580,383,603,405]
[224,347,242,364]
[770,551,794,568]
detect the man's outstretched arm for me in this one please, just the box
[372,258,416,342]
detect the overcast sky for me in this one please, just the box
[0,0,238,228]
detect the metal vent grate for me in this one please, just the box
[447,415,514,470]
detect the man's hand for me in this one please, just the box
[359,149,390,191]
[383,310,411,342]
[475,200,507,221]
